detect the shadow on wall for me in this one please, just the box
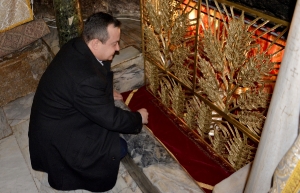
[33,0,141,20]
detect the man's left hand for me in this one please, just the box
[113,90,123,101]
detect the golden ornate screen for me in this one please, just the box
[140,0,289,170]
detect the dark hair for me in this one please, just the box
[82,12,121,44]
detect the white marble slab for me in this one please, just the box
[121,127,205,193]
[112,46,145,94]
[0,135,38,193]
[0,107,12,140]
[144,163,204,193]
[117,99,205,193]
[2,92,34,127]
[113,63,145,93]
[111,46,142,68]
[11,120,42,188]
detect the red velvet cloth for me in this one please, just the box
[122,86,233,189]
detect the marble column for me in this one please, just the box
[53,0,83,47]
[244,1,300,192]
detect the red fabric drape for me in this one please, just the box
[122,86,232,190]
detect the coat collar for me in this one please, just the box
[72,37,111,75]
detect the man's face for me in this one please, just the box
[95,24,120,61]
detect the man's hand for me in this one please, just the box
[137,108,149,124]
[113,90,123,101]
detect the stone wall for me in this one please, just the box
[227,0,297,22]
[33,0,141,20]
[33,0,295,22]
[0,40,53,107]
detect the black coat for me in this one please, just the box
[28,37,142,192]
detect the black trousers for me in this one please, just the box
[120,137,128,159]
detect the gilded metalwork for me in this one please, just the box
[209,122,230,155]
[196,11,273,137]
[141,0,288,170]
[185,95,212,136]
[158,77,172,107]
[235,110,266,135]
[143,0,193,87]
[169,78,186,118]
[226,128,255,170]
[145,60,160,95]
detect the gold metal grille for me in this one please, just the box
[140,0,288,170]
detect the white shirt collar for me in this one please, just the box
[96,58,104,66]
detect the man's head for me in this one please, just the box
[83,12,121,61]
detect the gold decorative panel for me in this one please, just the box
[141,0,288,170]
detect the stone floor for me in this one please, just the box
[0,18,205,193]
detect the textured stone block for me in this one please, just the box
[0,107,12,140]
[0,39,53,106]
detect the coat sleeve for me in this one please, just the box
[73,75,143,134]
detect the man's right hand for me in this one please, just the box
[137,108,149,124]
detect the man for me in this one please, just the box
[28,12,148,192]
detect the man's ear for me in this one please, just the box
[88,39,101,51]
